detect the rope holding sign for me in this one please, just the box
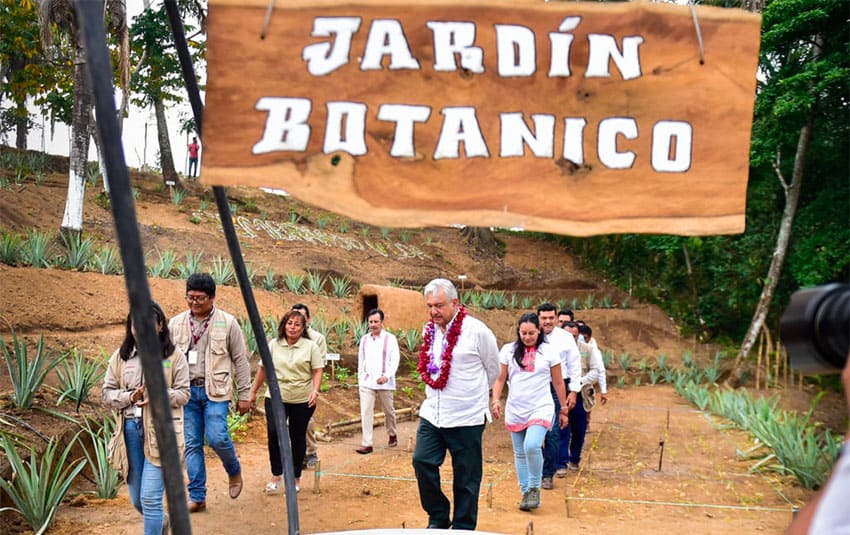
[260,0,276,39]
[689,0,706,65]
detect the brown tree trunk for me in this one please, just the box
[460,226,501,255]
[154,95,180,185]
[727,38,822,386]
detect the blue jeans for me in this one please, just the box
[510,424,547,493]
[560,392,588,466]
[185,385,240,503]
[124,418,145,514]
[542,384,561,479]
[124,418,167,535]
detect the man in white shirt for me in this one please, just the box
[563,323,607,471]
[412,278,500,530]
[538,303,581,489]
[356,308,400,454]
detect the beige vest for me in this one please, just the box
[109,351,185,469]
[170,308,236,402]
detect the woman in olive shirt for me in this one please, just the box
[249,309,323,493]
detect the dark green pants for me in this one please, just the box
[412,418,485,530]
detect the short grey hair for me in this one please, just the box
[424,278,458,300]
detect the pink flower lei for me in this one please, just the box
[417,306,467,390]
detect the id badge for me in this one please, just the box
[188,349,198,365]
[134,405,142,417]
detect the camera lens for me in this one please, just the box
[780,283,850,374]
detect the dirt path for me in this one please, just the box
[50,385,807,535]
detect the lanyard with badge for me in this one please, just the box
[188,312,212,365]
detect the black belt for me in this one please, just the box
[191,378,205,387]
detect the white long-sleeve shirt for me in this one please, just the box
[419,314,500,428]
[357,329,400,390]
[544,326,582,393]
[578,340,607,393]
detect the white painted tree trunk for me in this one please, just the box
[61,45,92,233]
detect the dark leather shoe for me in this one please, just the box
[188,500,206,513]
[355,445,373,454]
[229,472,243,499]
[388,435,398,447]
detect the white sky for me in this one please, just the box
[12,0,202,174]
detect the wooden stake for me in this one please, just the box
[756,328,764,390]
[486,483,493,509]
[313,460,321,494]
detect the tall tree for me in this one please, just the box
[0,0,69,148]
[730,0,848,380]
[130,1,202,184]
[38,0,128,234]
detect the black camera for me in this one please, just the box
[780,283,850,374]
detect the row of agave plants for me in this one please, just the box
[673,364,841,490]
[0,331,123,534]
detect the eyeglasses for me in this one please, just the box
[185,294,210,303]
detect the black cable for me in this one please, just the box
[162,2,300,532]
[74,2,190,534]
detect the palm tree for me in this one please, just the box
[38,0,128,235]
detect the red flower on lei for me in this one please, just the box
[418,306,467,390]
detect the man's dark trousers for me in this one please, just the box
[412,418,485,530]
[542,383,561,479]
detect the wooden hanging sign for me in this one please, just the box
[204,0,761,236]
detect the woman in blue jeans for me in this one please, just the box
[491,313,569,511]
[103,302,190,535]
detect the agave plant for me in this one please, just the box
[0,432,87,534]
[306,271,325,295]
[22,228,54,268]
[284,272,305,294]
[90,244,122,275]
[329,275,354,298]
[177,251,203,279]
[147,249,178,278]
[210,256,236,285]
[54,349,107,411]
[80,414,121,499]
[1,331,65,409]
[0,228,23,266]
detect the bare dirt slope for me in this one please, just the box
[0,154,833,534]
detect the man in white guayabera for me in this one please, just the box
[355,308,400,454]
[412,278,500,530]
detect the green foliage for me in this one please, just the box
[401,328,423,355]
[54,349,106,410]
[284,272,305,294]
[58,232,95,270]
[1,331,64,409]
[148,249,178,279]
[22,228,54,268]
[331,320,350,351]
[521,296,533,309]
[80,414,121,499]
[0,228,23,265]
[210,256,235,285]
[335,366,351,382]
[617,352,631,372]
[91,245,122,275]
[227,408,250,443]
[170,187,187,205]
[85,162,100,188]
[262,268,277,291]
[177,251,203,280]
[0,433,87,534]
[329,275,354,298]
[656,354,668,370]
[649,368,661,385]
[316,215,330,229]
[349,318,369,345]
[306,271,325,295]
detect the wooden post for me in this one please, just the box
[486,482,493,509]
[313,460,321,494]
[756,328,764,390]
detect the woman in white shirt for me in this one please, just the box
[492,312,569,511]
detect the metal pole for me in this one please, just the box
[162,2,300,533]
[74,3,190,534]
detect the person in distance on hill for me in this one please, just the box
[249,309,323,493]
[103,301,189,535]
[412,278,500,530]
[491,312,569,511]
[355,308,400,454]
[187,137,200,178]
[291,303,327,469]
[170,273,251,512]
[537,303,581,489]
